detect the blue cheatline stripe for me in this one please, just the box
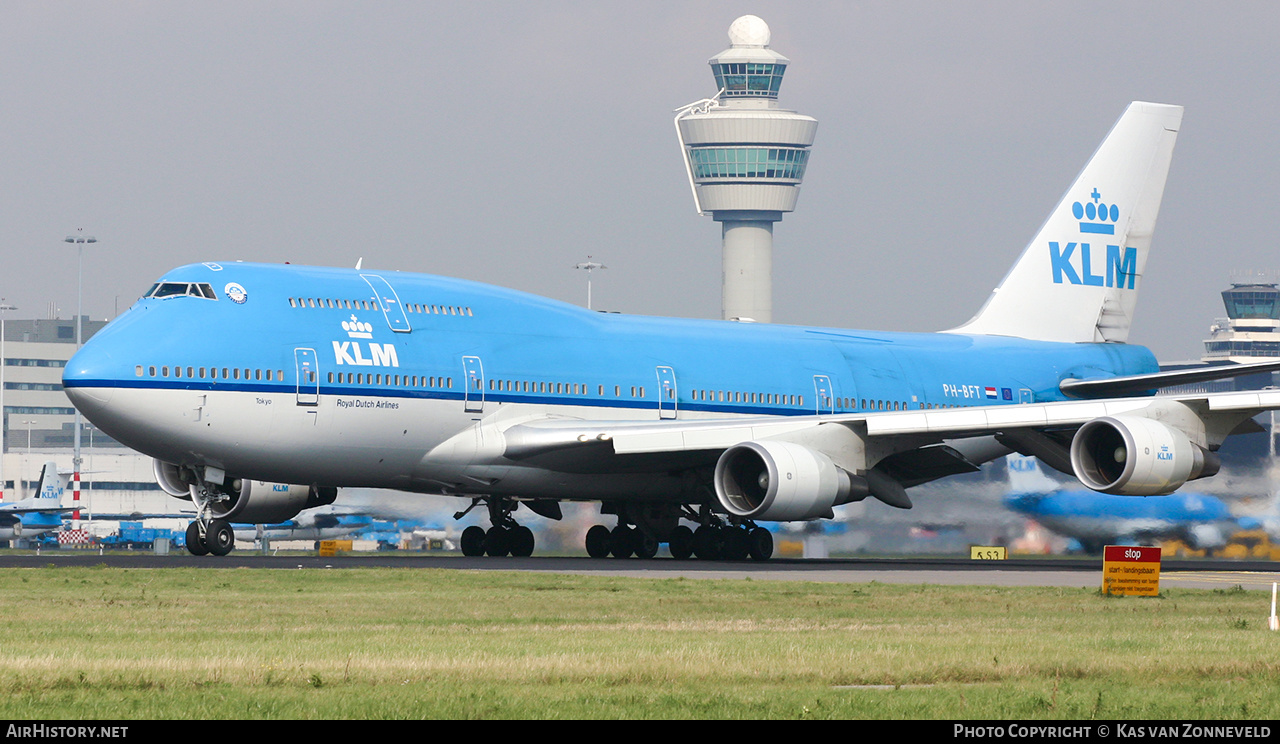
[61,379,827,417]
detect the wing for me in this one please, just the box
[493,388,1276,518]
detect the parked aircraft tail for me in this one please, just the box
[1005,454,1065,495]
[36,461,67,502]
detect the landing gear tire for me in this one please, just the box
[206,519,235,556]
[585,525,611,559]
[721,527,750,561]
[634,531,659,559]
[509,526,536,558]
[693,525,722,560]
[609,525,635,558]
[484,526,510,557]
[185,521,209,557]
[748,527,774,561]
[461,525,486,557]
[668,525,695,560]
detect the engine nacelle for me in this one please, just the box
[153,459,193,498]
[714,440,862,521]
[208,479,337,524]
[152,459,337,523]
[1070,415,1220,496]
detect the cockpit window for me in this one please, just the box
[146,282,217,300]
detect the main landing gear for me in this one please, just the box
[584,503,774,561]
[457,497,538,558]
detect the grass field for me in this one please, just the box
[0,564,1277,719]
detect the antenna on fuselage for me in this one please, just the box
[355,258,363,270]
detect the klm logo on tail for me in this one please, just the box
[1073,188,1118,234]
[1050,188,1136,289]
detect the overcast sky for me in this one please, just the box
[3,1,1278,362]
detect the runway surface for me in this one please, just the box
[4,552,1279,590]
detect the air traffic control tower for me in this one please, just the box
[675,15,817,323]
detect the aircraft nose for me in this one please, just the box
[62,343,117,413]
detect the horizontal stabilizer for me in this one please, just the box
[1060,359,1280,398]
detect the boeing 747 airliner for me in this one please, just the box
[63,102,1280,559]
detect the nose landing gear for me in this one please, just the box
[184,481,236,556]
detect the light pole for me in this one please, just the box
[64,231,96,531]
[0,301,12,502]
[21,419,34,500]
[574,257,607,311]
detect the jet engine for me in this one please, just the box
[714,440,864,521]
[154,459,193,498]
[1070,415,1220,496]
[152,459,337,523]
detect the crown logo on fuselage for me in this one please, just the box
[342,316,373,339]
[1071,188,1118,235]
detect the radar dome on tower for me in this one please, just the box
[727,15,771,47]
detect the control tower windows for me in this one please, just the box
[689,147,809,180]
[712,63,785,98]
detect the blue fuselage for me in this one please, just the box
[63,262,1160,497]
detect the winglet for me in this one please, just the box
[949,102,1183,343]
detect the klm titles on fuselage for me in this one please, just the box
[332,340,399,368]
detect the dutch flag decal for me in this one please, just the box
[985,387,998,399]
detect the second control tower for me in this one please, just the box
[675,15,818,323]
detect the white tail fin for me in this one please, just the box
[1005,454,1063,494]
[36,462,66,501]
[949,102,1183,343]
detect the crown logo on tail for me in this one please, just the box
[1072,188,1118,235]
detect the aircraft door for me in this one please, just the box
[813,375,835,414]
[1019,389,1034,404]
[656,366,677,419]
[360,274,412,334]
[295,348,319,406]
[462,356,485,413]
